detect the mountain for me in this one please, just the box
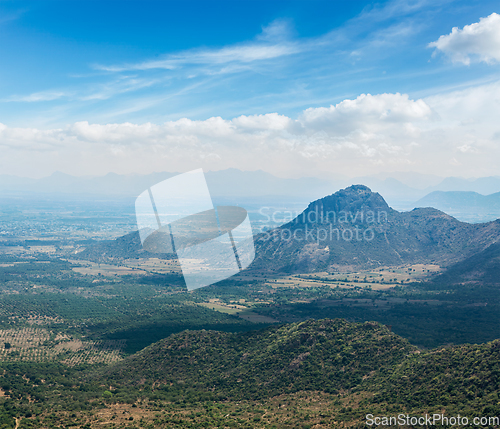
[416,191,495,208]
[414,191,500,223]
[251,185,500,273]
[427,176,500,194]
[349,176,427,205]
[433,242,500,285]
[79,185,500,274]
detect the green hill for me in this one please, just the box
[101,319,416,401]
[2,319,499,428]
[99,319,500,414]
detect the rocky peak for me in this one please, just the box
[293,185,392,226]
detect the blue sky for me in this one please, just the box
[0,0,499,178]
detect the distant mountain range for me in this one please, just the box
[414,191,500,223]
[3,169,500,222]
[2,169,500,199]
[0,169,333,201]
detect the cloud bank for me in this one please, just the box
[429,13,500,65]
[1,83,499,179]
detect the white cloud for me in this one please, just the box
[302,93,431,126]
[62,93,431,164]
[1,84,500,179]
[0,123,72,150]
[99,45,299,72]
[232,113,292,131]
[428,13,500,65]
[96,21,301,73]
[2,91,70,102]
[2,76,161,104]
[80,76,161,101]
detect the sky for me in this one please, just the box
[0,0,499,179]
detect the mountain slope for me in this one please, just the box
[378,339,500,413]
[75,230,175,261]
[433,242,500,285]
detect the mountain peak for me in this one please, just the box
[345,184,372,193]
[302,184,391,221]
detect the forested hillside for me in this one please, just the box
[2,319,499,428]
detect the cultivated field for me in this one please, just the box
[0,328,124,365]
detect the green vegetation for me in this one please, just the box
[0,185,499,427]
[251,286,500,348]
[0,319,498,428]
[101,319,415,400]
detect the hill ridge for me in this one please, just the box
[97,318,500,416]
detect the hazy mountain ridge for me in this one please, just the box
[3,169,500,223]
[2,169,500,200]
[0,169,333,200]
[415,191,500,223]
